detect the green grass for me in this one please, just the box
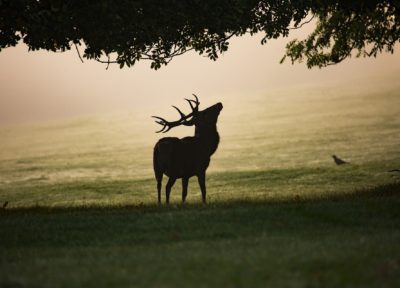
[0,165,398,207]
[1,83,400,287]
[1,185,400,288]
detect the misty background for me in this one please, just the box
[1,25,400,127]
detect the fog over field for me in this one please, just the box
[1,26,400,126]
[1,78,399,207]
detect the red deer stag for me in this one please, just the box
[152,94,223,204]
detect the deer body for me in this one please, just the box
[152,96,222,204]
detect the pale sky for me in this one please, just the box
[0,26,399,126]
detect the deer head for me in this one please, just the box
[152,94,223,133]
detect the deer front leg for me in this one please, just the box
[197,172,207,204]
[182,177,189,203]
[165,177,176,205]
[156,175,163,204]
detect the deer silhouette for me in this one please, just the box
[152,94,223,204]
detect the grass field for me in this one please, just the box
[1,82,400,287]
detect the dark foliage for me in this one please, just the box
[0,0,399,69]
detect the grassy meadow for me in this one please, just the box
[1,82,400,287]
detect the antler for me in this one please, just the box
[185,94,200,112]
[152,94,200,133]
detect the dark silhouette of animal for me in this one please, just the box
[152,94,223,204]
[332,154,348,165]
[388,169,400,177]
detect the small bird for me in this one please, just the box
[387,169,400,178]
[3,201,8,208]
[332,155,348,165]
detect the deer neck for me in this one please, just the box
[195,125,220,156]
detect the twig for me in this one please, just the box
[74,43,84,63]
[289,15,315,30]
[106,54,110,70]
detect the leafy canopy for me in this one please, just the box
[1,0,399,69]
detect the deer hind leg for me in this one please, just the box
[165,177,176,205]
[182,177,189,203]
[197,172,207,204]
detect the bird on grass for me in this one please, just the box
[388,169,400,177]
[332,155,348,165]
[3,201,8,208]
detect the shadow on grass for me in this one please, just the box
[1,181,399,214]
[0,181,399,251]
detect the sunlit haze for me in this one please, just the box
[0,26,399,126]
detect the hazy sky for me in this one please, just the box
[1,26,399,126]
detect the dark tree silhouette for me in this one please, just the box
[1,1,399,69]
[153,95,223,204]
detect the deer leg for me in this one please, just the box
[182,177,189,203]
[156,174,163,204]
[197,172,207,204]
[165,177,176,205]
